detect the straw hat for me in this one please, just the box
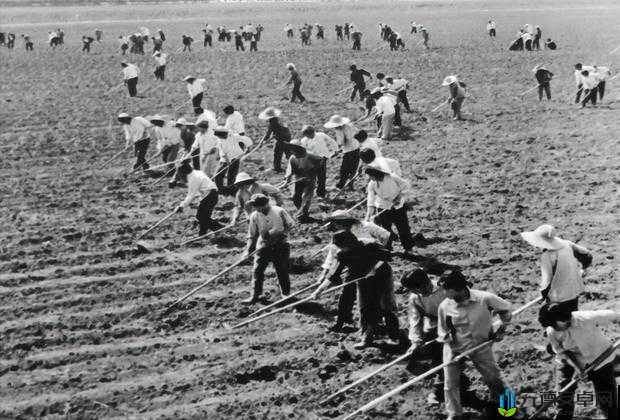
[183,75,195,82]
[233,172,255,186]
[532,64,545,73]
[442,75,458,86]
[175,117,188,126]
[148,115,164,123]
[365,162,392,177]
[258,107,282,120]
[327,209,358,223]
[286,63,296,70]
[117,112,130,119]
[520,225,565,250]
[324,115,351,129]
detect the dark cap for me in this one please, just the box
[248,193,269,207]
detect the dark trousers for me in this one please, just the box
[126,77,138,97]
[398,90,411,112]
[161,144,179,163]
[545,297,579,313]
[336,281,357,325]
[273,141,291,171]
[82,44,90,52]
[191,148,200,170]
[575,84,583,103]
[204,37,212,47]
[336,149,360,189]
[252,242,291,297]
[533,36,541,50]
[556,358,618,420]
[451,97,464,118]
[489,29,496,37]
[235,41,245,51]
[353,40,361,50]
[538,82,551,101]
[196,190,222,235]
[133,138,150,170]
[192,93,203,111]
[351,82,366,101]
[357,264,400,341]
[525,39,532,51]
[292,178,315,218]
[598,81,606,100]
[250,41,257,51]
[374,206,414,251]
[154,65,165,80]
[394,104,402,126]
[581,87,598,107]
[291,82,305,102]
[214,159,240,195]
[316,158,327,197]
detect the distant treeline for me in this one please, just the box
[0,0,344,7]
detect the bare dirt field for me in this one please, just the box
[1,0,618,419]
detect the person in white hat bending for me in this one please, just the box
[442,75,466,120]
[213,126,252,195]
[324,115,360,190]
[229,172,283,226]
[149,115,181,168]
[175,163,223,236]
[258,107,292,172]
[121,62,140,97]
[299,125,338,197]
[184,76,206,113]
[520,225,592,312]
[285,63,306,103]
[190,120,219,178]
[538,304,619,420]
[365,162,414,252]
[118,113,152,170]
[310,210,390,332]
[242,193,295,304]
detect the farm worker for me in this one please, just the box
[299,125,338,197]
[286,63,306,103]
[385,76,411,112]
[544,38,557,50]
[282,140,321,222]
[365,162,414,252]
[351,31,362,50]
[538,304,619,420]
[359,148,401,177]
[349,64,372,101]
[532,65,553,101]
[151,36,163,52]
[533,25,542,50]
[242,193,295,304]
[310,211,389,332]
[487,20,496,37]
[118,113,152,170]
[420,26,429,49]
[121,61,139,97]
[437,270,515,420]
[181,34,193,52]
[148,115,181,167]
[311,230,403,349]
[223,105,246,136]
[119,35,129,54]
[175,163,223,236]
[410,21,418,34]
[323,115,360,190]
[592,66,611,101]
[81,36,94,52]
[169,119,196,188]
[22,34,33,51]
[190,120,219,177]
[442,75,466,120]
[184,76,206,113]
[213,127,252,195]
[258,107,292,173]
[202,29,213,47]
[403,269,480,407]
[229,172,283,226]
[370,88,397,141]
[520,225,592,312]
[95,29,103,42]
[153,51,167,81]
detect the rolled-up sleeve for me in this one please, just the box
[408,296,424,345]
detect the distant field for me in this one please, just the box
[1,0,618,419]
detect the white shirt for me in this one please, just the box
[156,121,181,150]
[123,117,152,145]
[187,78,206,98]
[540,240,588,303]
[154,53,167,66]
[119,36,128,46]
[358,137,383,157]
[247,205,295,249]
[592,66,611,81]
[574,66,595,86]
[224,111,245,135]
[547,310,619,371]
[581,73,599,90]
[367,173,410,210]
[122,64,139,80]
[486,22,496,31]
[300,132,338,158]
[333,123,360,153]
[387,78,407,91]
[196,109,217,129]
[180,170,217,208]
[191,131,219,160]
[217,137,245,162]
[375,95,396,116]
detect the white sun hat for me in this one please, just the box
[520,224,565,250]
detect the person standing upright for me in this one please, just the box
[533,65,553,101]
[121,61,139,97]
[258,107,292,172]
[349,64,372,101]
[286,63,306,103]
[324,115,360,190]
[184,76,206,113]
[442,75,466,120]
[153,51,167,81]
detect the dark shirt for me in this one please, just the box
[263,118,292,143]
[351,68,370,85]
[288,154,321,179]
[535,69,553,84]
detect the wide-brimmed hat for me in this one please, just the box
[148,114,164,123]
[327,209,358,224]
[286,63,296,69]
[248,193,269,207]
[365,162,391,177]
[117,112,130,120]
[183,75,196,82]
[258,107,282,120]
[233,172,255,186]
[532,64,545,73]
[520,225,565,250]
[324,115,350,129]
[175,117,189,126]
[213,126,229,137]
[442,75,458,86]
[153,51,161,56]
